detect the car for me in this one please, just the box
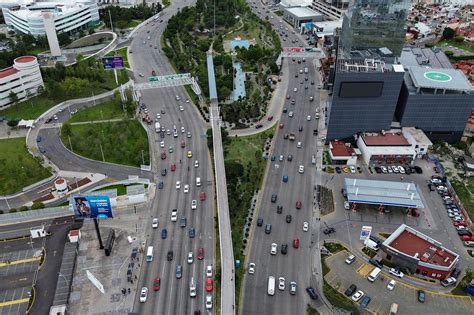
[464,241,474,247]
[287,154,293,161]
[176,181,181,189]
[248,262,255,274]
[171,163,176,171]
[189,228,196,238]
[161,228,168,239]
[293,87,297,92]
[206,278,213,292]
[387,279,396,291]
[270,243,278,255]
[187,131,192,138]
[265,224,272,234]
[307,115,311,121]
[271,194,277,203]
[161,152,166,160]
[277,205,283,214]
[344,201,350,210]
[278,277,285,290]
[153,278,161,291]
[369,258,383,269]
[194,160,199,168]
[36,136,42,142]
[456,225,467,231]
[187,151,193,158]
[323,227,336,235]
[175,264,183,279]
[187,252,194,264]
[288,111,294,117]
[417,290,425,303]
[298,126,303,132]
[199,191,206,201]
[205,294,212,310]
[184,184,189,193]
[279,155,284,161]
[179,105,184,111]
[306,287,318,300]
[290,281,297,295]
[298,165,304,173]
[281,244,288,254]
[458,230,472,237]
[267,115,273,121]
[296,201,302,209]
[257,217,263,226]
[139,287,148,302]
[345,255,355,264]
[349,165,356,173]
[152,218,159,229]
[180,126,185,133]
[271,155,276,161]
[286,215,292,223]
[283,107,288,113]
[453,216,464,222]
[351,290,364,302]
[297,141,302,148]
[282,175,288,182]
[344,284,357,296]
[303,222,309,232]
[389,268,404,278]
[293,238,299,248]
[286,94,290,99]
[168,146,174,153]
[160,141,165,148]
[167,250,173,261]
[170,209,178,222]
[360,296,371,308]
[279,123,284,129]
[191,199,197,210]
[441,277,456,287]
[161,168,167,176]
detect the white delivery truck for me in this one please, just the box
[155,122,161,133]
[268,276,275,296]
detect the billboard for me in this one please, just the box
[102,56,124,70]
[360,226,372,240]
[72,195,113,219]
[283,47,304,53]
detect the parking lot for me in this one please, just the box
[324,251,473,315]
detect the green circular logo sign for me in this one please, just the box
[424,71,452,82]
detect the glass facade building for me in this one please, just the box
[339,0,410,57]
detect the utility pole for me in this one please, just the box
[108,10,114,33]
[100,143,106,162]
[141,149,145,165]
[68,135,73,151]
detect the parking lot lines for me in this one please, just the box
[0,256,40,267]
[0,298,29,307]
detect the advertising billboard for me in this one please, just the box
[72,195,113,219]
[102,56,124,70]
[360,226,372,240]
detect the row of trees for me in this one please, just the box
[100,4,162,29]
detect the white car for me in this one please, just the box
[184,184,189,193]
[139,73,144,77]
[179,105,184,112]
[186,99,190,103]
[389,268,404,278]
[345,255,355,265]
[293,87,298,92]
[171,209,178,222]
[278,277,285,290]
[303,221,309,232]
[297,142,302,148]
[398,166,406,174]
[193,160,199,168]
[176,181,181,189]
[307,115,311,121]
[139,287,148,302]
[152,218,158,229]
[206,265,213,277]
[456,225,467,231]
[205,294,212,309]
[181,126,185,133]
[351,290,364,302]
[288,111,294,117]
[344,201,350,210]
[160,141,165,148]
[187,252,193,264]
[187,131,192,138]
[270,243,278,255]
[298,165,304,174]
[248,262,255,274]
[350,165,356,173]
[279,155,284,161]
[176,95,180,101]
[156,113,161,119]
[191,199,197,210]
[387,279,396,291]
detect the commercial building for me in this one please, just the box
[339,0,411,57]
[0,56,44,108]
[329,140,357,165]
[357,131,417,165]
[311,0,349,20]
[2,0,100,36]
[402,127,432,158]
[382,224,459,280]
[282,6,324,28]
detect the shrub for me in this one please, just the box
[19,206,29,212]
[31,202,45,210]
[454,36,465,43]
[9,208,17,213]
[444,50,454,57]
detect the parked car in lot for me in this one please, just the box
[387,279,396,291]
[369,258,383,269]
[360,296,371,308]
[441,277,457,287]
[351,290,364,302]
[345,255,355,265]
[344,284,357,296]
[389,268,404,278]
[417,290,426,303]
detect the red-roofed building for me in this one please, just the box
[357,131,417,165]
[382,224,459,280]
[329,140,357,165]
[0,56,44,108]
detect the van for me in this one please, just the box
[268,276,275,295]
[389,303,398,315]
[368,267,381,282]
[189,277,196,297]
[311,155,316,164]
[196,177,201,187]
[146,246,154,262]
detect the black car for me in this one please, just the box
[158,181,164,189]
[180,217,187,228]
[257,218,263,226]
[283,108,288,113]
[344,284,357,296]
[281,244,288,255]
[161,168,167,176]
[161,228,167,239]
[167,250,173,261]
[417,290,425,303]
[286,215,292,223]
[451,268,462,279]
[360,296,371,308]
[255,124,263,129]
[271,194,277,203]
[189,228,196,238]
[306,287,318,300]
[458,230,472,237]
[374,166,382,173]
[369,258,383,269]
[323,227,335,235]
[265,224,272,234]
[414,166,423,174]
[310,80,315,85]
[335,167,341,174]
[277,205,283,214]
[287,155,293,161]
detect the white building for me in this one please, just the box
[311,0,349,20]
[414,22,432,38]
[0,56,44,108]
[283,6,324,28]
[402,127,432,158]
[2,0,100,36]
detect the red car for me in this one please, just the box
[267,115,273,121]
[293,239,299,249]
[153,278,161,291]
[171,163,176,171]
[205,278,213,292]
[161,152,166,160]
[279,123,284,129]
[199,191,206,201]
[453,221,466,227]
[461,235,474,241]
[197,248,204,260]
[295,201,302,209]
[181,140,186,148]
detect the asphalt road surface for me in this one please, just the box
[130,1,216,314]
[241,58,322,314]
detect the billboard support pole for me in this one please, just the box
[94,219,105,249]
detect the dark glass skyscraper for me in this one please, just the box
[339,0,410,56]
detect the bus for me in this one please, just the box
[146,246,154,262]
[268,276,275,296]
[368,267,381,282]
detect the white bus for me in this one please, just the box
[268,276,275,296]
[368,267,381,282]
[146,246,154,262]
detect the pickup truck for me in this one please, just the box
[289,133,295,141]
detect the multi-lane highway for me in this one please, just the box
[130,1,216,314]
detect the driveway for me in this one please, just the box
[324,251,473,315]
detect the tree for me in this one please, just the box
[442,27,455,40]
[8,91,19,105]
[31,202,45,210]
[62,123,72,138]
[57,32,72,46]
[454,36,465,43]
[7,120,19,127]
[88,28,95,35]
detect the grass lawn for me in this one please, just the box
[450,178,474,221]
[306,304,320,315]
[61,120,149,167]
[96,183,148,196]
[128,20,143,28]
[436,40,474,54]
[0,137,51,195]
[324,242,346,254]
[106,47,130,68]
[320,186,334,215]
[67,99,129,123]
[323,280,360,315]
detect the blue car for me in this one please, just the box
[158,181,164,189]
[161,169,167,176]
[36,136,42,142]
[161,228,167,239]
[271,155,276,161]
[283,175,288,182]
[360,296,371,308]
